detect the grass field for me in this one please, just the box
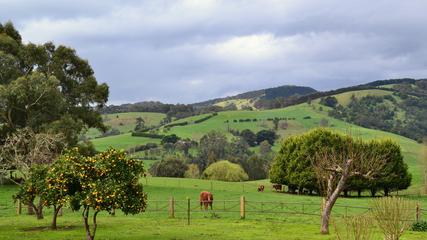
[85,112,165,139]
[1,177,427,240]
[91,103,425,192]
[90,133,161,151]
[316,89,394,106]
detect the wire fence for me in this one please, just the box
[138,197,427,224]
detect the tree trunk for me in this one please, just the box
[384,188,389,197]
[321,162,351,235]
[27,204,34,215]
[83,207,99,240]
[357,189,362,197]
[51,205,62,230]
[29,201,44,219]
[370,188,376,197]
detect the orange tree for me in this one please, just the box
[14,165,48,219]
[44,151,82,229]
[75,148,147,240]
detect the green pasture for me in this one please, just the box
[85,112,165,139]
[90,133,160,151]
[1,177,427,239]
[90,103,425,192]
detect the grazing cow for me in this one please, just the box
[200,191,214,210]
[272,184,282,192]
[257,185,265,192]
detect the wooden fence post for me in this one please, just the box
[187,198,191,225]
[416,202,421,222]
[169,197,175,218]
[240,196,245,219]
[16,199,21,215]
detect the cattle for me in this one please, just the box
[257,185,265,192]
[200,191,214,210]
[272,184,282,191]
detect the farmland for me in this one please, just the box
[1,177,427,240]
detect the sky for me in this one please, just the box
[1,0,427,104]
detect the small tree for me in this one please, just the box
[45,153,81,229]
[14,165,48,219]
[315,139,385,234]
[202,160,248,182]
[151,155,188,177]
[256,129,276,145]
[76,149,147,240]
[370,197,415,240]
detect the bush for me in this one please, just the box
[164,121,188,128]
[371,197,415,240]
[411,221,427,232]
[131,132,164,138]
[150,155,188,177]
[161,134,180,145]
[184,164,200,178]
[202,160,248,182]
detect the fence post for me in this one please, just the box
[240,196,245,219]
[187,198,191,225]
[169,197,175,218]
[16,199,21,215]
[416,202,421,222]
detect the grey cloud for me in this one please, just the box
[1,0,427,104]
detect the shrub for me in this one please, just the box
[202,160,248,182]
[371,197,415,240]
[411,221,427,232]
[334,214,374,240]
[161,134,180,145]
[184,164,200,178]
[150,155,188,177]
[131,132,164,138]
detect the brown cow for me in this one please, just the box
[200,191,214,210]
[258,185,265,192]
[272,184,282,191]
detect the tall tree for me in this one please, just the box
[0,21,109,145]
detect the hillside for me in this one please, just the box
[91,102,424,192]
[193,85,317,109]
[85,112,165,139]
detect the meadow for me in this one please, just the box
[1,177,427,240]
[91,103,424,192]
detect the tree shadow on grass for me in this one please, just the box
[21,225,76,232]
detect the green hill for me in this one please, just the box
[85,112,165,139]
[91,102,424,192]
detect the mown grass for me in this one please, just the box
[1,177,427,239]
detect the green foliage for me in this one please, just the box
[0,21,109,145]
[149,155,188,178]
[320,96,338,108]
[270,128,411,194]
[241,155,270,180]
[240,129,257,147]
[161,134,180,145]
[411,221,427,232]
[256,130,276,145]
[202,160,248,182]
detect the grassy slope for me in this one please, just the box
[92,103,424,192]
[1,178,427,239]
[91,133,160,151]
[86,112,165,139]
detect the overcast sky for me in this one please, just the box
[1,0,427,104]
